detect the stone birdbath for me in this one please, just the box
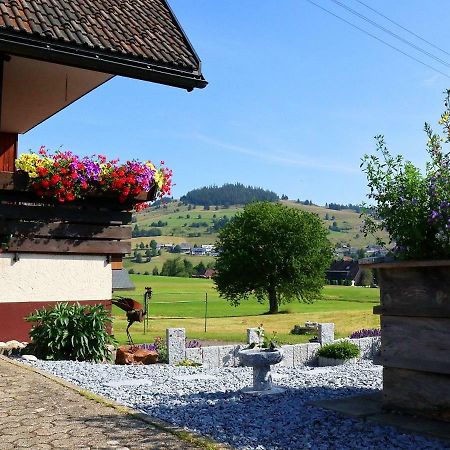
[238,347,285,395]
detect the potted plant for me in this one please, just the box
[317,341,360,366]
[360,90,450,421]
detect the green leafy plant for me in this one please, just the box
[317,341,360,360]
[176,359,202,367]
[26,302,116,362]
[249,324,279,350]
[361,90,450,260]
[153,336,168,363]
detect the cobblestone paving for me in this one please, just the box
[0,358,200,450]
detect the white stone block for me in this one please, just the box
[247,328,261,345]
[293,344,308,367]
[233,345,245,367]
[356,337,373,359]
[280,345,294,367]
[318,323,335,345]
[218,345,236,367]
[306,343,320,366]
[202,346,220,368]
[185,347,202,365]
[166,328,186,365]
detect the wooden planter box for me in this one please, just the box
[0,170,156,256]
[370,259,450,421]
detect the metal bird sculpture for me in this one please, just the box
[112,297,145,346]
[112,287,152,346]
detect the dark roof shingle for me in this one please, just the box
[0,0,206,89]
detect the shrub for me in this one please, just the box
[317,341,360,360]
[350,328,381,339]
[128,268,135,274]
[176,359,201,367]
[153,337,168,363]
[186,339,202,348]
[361,91,450,260]
[138,337,168,363]
[26,303,116,362]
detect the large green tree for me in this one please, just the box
[214,202,332,314]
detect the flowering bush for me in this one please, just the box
[186,339,202,348]
[139,336,168,362]
[349,328,381,339]
[361,90,450,260]
[15,147,172,210]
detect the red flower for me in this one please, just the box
[41,180,50,189]
[50,174,61,185]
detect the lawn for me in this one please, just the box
[112,275,380,345]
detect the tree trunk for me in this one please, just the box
[268,287,279,314]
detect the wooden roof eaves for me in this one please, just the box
[0,30,207,91]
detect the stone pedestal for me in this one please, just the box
[238,348,285,395]
[253,365,273,390]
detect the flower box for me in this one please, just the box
[0,170,157,206]
[367,259,450,421]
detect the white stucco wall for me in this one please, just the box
[0,253,112,303]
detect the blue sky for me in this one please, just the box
[20,0,450,205]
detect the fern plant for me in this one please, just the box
[26,302,116,362]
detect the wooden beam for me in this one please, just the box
[7,237,131,255]
[383,367,450,421]
[111,254,123,270]
[377,265,450,315]
[375,306,450,318]
[0,204,132,225]
[0,134,17,172]
[0,221,131,240]
[381,316,450,375]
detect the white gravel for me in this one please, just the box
[24,359,449,450]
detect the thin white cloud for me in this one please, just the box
[191,133,360,174]
[423,73,444,87]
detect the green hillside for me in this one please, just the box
[127,199,388,275]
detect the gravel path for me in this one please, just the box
[25,360,449,450]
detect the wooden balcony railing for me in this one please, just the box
[0,170,156,256]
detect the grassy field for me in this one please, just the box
[132,200,389,249]
[112,275,380,345]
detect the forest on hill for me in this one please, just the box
[180,183,279,206]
